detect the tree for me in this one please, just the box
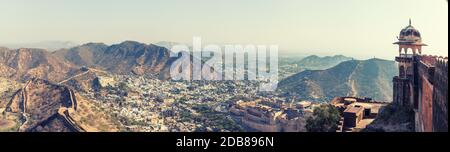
[306,104,341,132]
[117,82,130,92]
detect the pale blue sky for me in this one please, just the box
[0,0,447,59]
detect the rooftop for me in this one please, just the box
[344,106,364,114]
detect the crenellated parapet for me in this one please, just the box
[432,56,448,132]
[436,57,448,71]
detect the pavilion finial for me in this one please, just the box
[409,18,412,26]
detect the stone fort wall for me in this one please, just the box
[413,55,448,132]
[432,57,448,132]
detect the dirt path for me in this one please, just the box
[347,62,361,97]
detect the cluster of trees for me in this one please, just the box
[306,104,341,132]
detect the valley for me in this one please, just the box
[0,42,400,132]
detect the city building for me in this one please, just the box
[230,99,311,132]
[331,97,387,132]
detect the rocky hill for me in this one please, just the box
[54,41,180,78]
[1,41,207,82]
[295,55,353,70]
[0,48,78,82]
[0,78,120,132]
[53,42,109,67]
[0,78,22,108]
[363,104,415,132]
[278,58,398,102]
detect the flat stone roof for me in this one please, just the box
[344,106,364,114]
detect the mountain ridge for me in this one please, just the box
[295,55,353,70]
[278,58,397,102]
[0,48,78,82]
[53,41,178,78]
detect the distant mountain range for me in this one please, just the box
[294,55,353,70]
[278,58,398,102]
[0,41,189,83]
[0,41,77,52]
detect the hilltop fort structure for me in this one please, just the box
[393,19,448,132]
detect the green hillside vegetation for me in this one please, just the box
[278,58,398,102]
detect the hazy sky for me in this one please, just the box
[0,0,447,59]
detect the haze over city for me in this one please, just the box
[0,0,448,59]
